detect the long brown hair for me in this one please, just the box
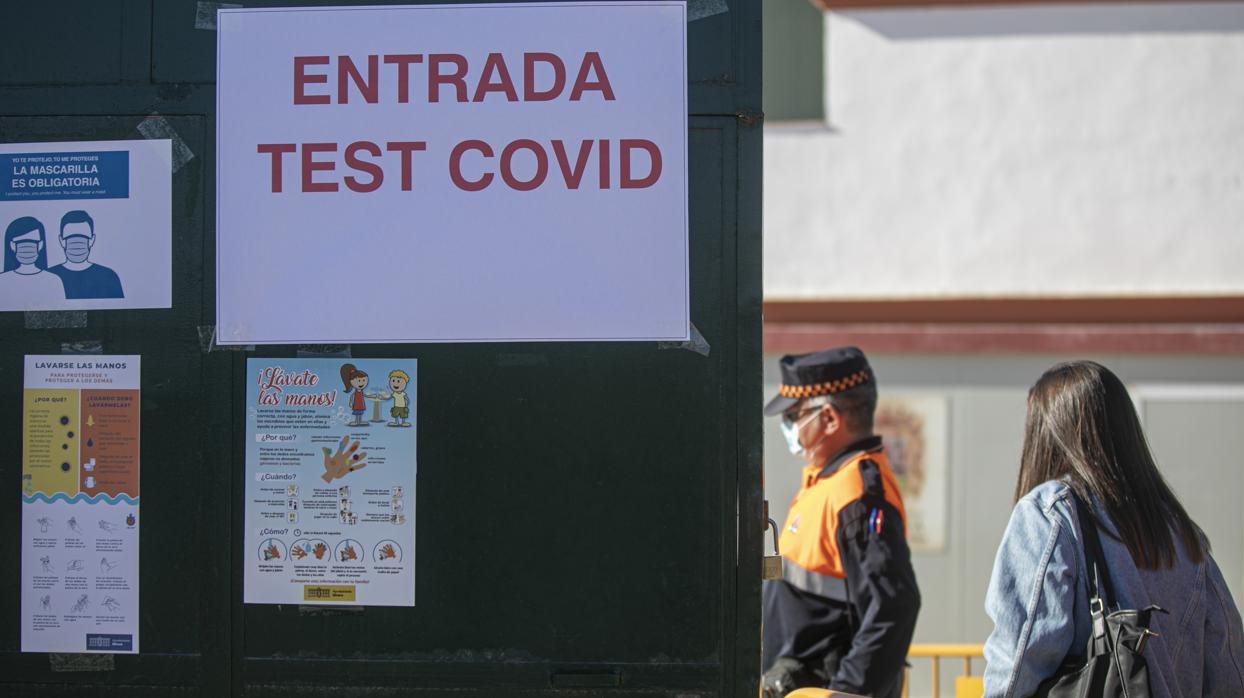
[1016,361,1206,569]
[339,363,367,390]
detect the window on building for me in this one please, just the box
[763,0,825,122]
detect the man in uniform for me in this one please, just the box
[761,347,920,698]
[48,210,124,299]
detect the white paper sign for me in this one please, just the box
[216,3,689,344]
[22,356,141,653]
[0,140,172,312]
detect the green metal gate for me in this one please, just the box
[0,2,762,695]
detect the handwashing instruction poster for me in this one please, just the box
[21,355,140,654]
[244,358,417,606]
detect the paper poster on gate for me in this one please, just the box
[874,393,949,553]
[1,140,172,312]
[21,356,140,654]
[244,359,417,606]
[216,3,688,344]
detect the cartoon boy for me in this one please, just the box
[387,370,411,427]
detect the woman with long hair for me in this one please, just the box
[983,361,1244,697]
[0,216,65,305]
[4,216,50,272]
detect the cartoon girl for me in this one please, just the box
[0,216,66,305]
[340,363,369,427]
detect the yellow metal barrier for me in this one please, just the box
[762,644,984,698]
[904,644,985,698]
[765,682,866,697]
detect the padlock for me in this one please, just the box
[763,516,782,580]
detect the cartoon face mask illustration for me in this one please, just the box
[63,236,91,263]
[13,240,39,265]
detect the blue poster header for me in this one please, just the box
[1,150,129,201]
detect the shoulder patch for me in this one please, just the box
[858,458,886,499]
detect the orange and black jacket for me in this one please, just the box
[762,436,921,698]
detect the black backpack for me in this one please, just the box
[1034,494,1165,698]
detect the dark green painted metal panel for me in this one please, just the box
[0,2,762,696]
[0,112,224,692]
[0,2,127,86]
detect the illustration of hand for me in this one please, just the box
[100,557,117,573]
[99,520,117,532]
[312,542,328,560]
[321,436,367,483]
[342,545,358,561]
[264,542,281,560]
[67,559,85,572]
[68,517,83,534]
[291,545,308,560]
[37,516,52,533]
[102,597,121,612]
[379,543,397,560]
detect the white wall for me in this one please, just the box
[764,3,1244,300]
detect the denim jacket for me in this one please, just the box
[983,480,1244,698]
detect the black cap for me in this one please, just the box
[763,346,874,417]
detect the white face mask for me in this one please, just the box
[780,419,805,456]
[779,406,822,457]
